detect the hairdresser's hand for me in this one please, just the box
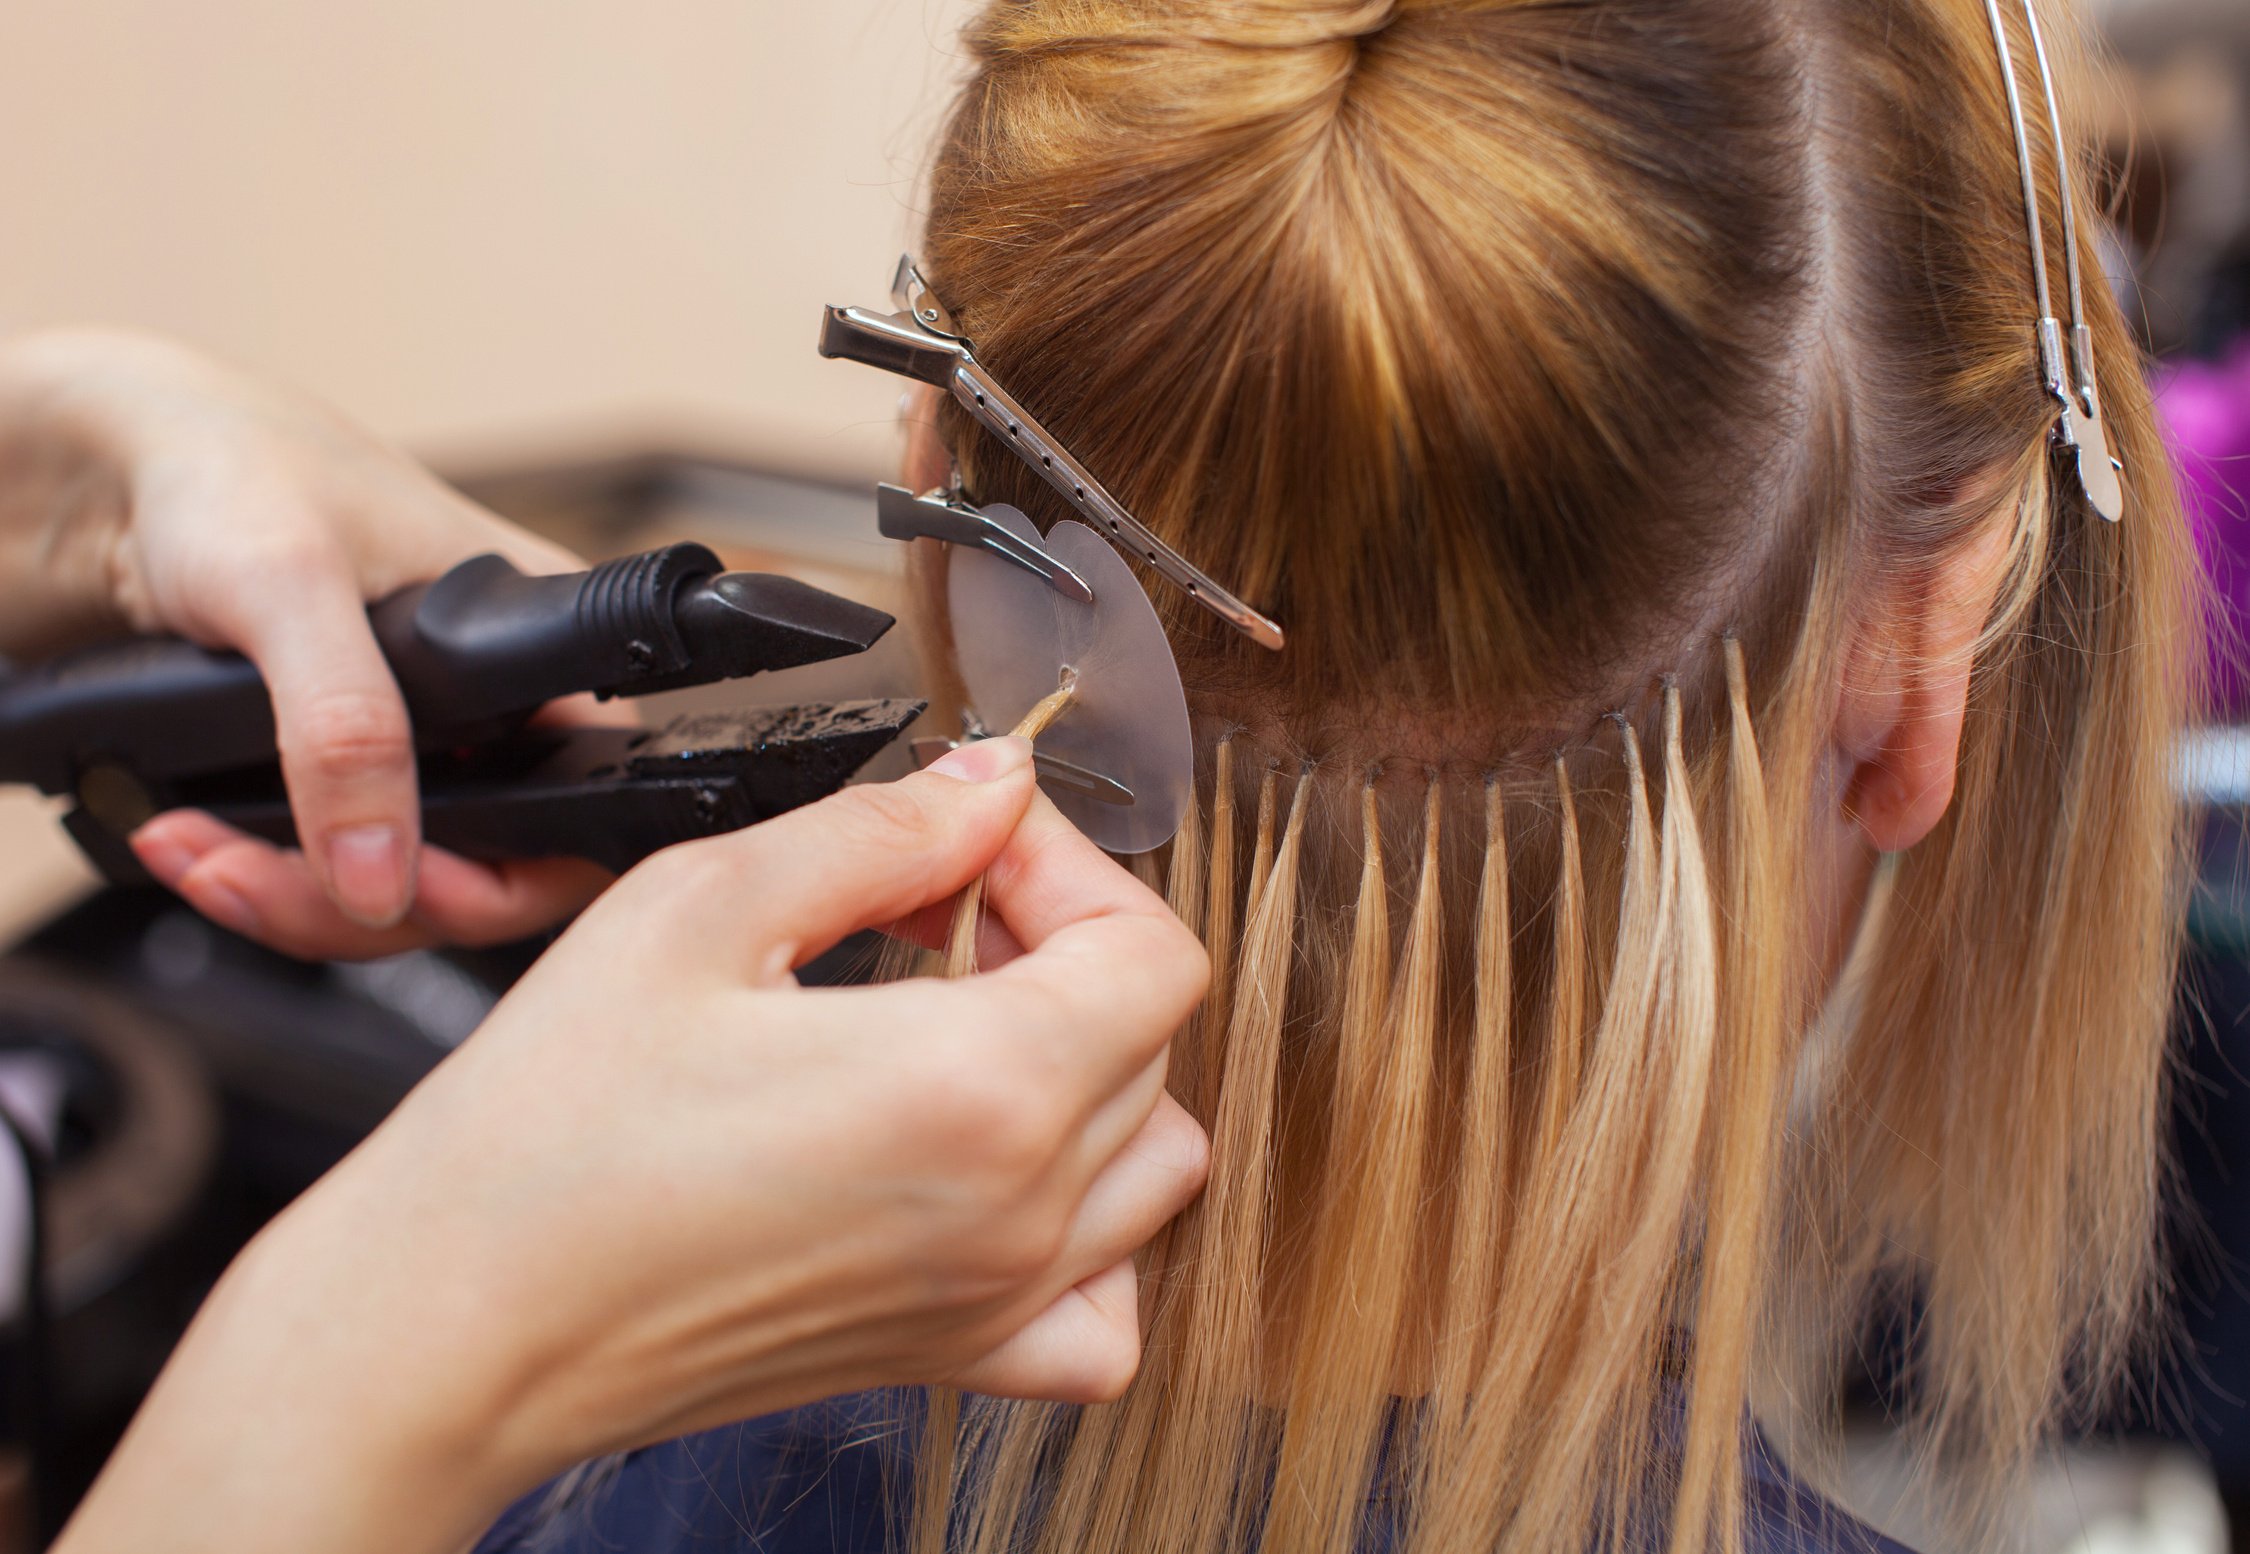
[57,739,1210,1554]
[0,328,616,952]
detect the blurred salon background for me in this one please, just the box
[0,2,2246,1550]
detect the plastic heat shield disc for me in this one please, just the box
[949,508,1192,854]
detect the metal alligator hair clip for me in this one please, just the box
[1985,0,2125,522]
[820,256,1287,649]
[874,481,1092,604]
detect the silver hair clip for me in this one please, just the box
[1984,0,2125,522]
[874,482,1092,603]
[821,256,1287,650]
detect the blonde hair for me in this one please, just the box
[904,0,2200,1549]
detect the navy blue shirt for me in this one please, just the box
[473,1394,1914,1554]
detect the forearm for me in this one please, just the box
[54,1193,537,1554]
[0,330,138,658]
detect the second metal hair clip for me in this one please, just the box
[1985,0,2126,522]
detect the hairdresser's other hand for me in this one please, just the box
[0,328,615,953]
[56,739,1211,1554]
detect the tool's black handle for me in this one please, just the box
[0,637,273,794]
[190,726,722,876]
[133,701,925,879]
[0,544,728,796]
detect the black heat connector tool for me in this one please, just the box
[0,543,925,884]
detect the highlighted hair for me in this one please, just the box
[909,0,2200,1548]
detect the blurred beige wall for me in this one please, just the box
[0,0,978,480]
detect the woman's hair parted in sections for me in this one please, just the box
[907,1,2199,1550]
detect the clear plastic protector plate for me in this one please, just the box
[949,508,1192,854]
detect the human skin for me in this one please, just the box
[52,741,1213,1554]
[0,327,616,949]
[10,338,2006,973]
[12,338,2005,1553]
[0,334,1213,1553]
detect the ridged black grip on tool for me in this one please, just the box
[369,543,719,731]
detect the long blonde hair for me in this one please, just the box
[903,0,2199,1549]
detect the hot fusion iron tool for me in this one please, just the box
[0,543,923,883]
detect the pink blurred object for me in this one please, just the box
[2159,338,2250,717]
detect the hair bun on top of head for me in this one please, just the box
[979,0,1400,51]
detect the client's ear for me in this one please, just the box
[1837,517,2016,854]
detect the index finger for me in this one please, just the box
[821,879,1203,1122]
[912,786,1209,1092]
[884,780,1180,971]
[974,791,1210,1080]
[612,737,1041,984]
[977,784,1188,956]
[224,553,424,929]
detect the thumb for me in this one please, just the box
[629,737,1040,985]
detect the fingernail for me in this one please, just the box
[132,834,198,888]
[183,877,261,940]
[928,736,1032,784]
[325,824,408,927]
